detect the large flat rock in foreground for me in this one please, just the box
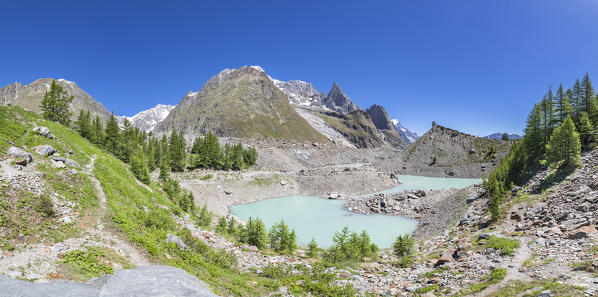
[0,265,218,297]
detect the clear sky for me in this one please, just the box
[1,0,597,136]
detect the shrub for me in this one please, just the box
[37,193,55,217]
[198,203,213,227]
[63,248,113,278]
[483,236,520,256]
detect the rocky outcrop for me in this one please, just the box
[0,78,111,122]
[155,66,328,143]
[317,110,386,148]
[0,265,217,296]
[322,82,360,114]
[401,124,511,178]
[366,104,406,148]
[271,79,325,108]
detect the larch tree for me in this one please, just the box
[41,80,74,127]
[546,117,581,168]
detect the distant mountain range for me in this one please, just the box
[0,66,452,149]
[485,133,522,140]
[391,119,420,144]
[118,104,175,132]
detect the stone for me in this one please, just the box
[415,190,426,197]
[15,158,28,166]
[166,233,187,250]
[4,250,14,257]
[537,290,554,297]
[568,225,597,240]
[59,217,72,224]
[328,192,339,199]
[51,160,66,168]
[65,159,80,168]
[33,126,54,139]
[224,190,232,195]
[34,145,56,157]
[435,249,455,266]
[7,146,33,164]
[0,265,217,296]
[52,157,66,162]
[280,180,288,186]
[468,149,476,154]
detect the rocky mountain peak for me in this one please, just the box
[365,104,406,147]
[322,82,360,114]
[270,79,324,108]
[391,119,420,144]
[120,104,176,132]
[365,104,395,131]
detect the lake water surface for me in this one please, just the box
[229,175,481,248]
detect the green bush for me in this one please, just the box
[483,236,520,255]
[63,248,114,278]
[37,193,55,217]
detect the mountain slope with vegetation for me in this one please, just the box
[0,78,110,122]
[155,66,328,143]
[317,110,386,148]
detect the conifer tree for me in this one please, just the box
[41,80,73,127]
[131,147,151,184]
[75,110,92,138]
[104,113,120,153]
[168,130,186,171]
[555,84,572,123]
[307,238,319,258]
[524,103,544,158]
[581,73,595,112]
[577,111,594,148]
[571,78,582,118]
[91,115,104,145]
[546,117,581,168]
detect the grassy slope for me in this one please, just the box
[318,110,384,148]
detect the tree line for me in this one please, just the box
[485,73,596,219]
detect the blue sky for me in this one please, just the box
[1,0,597,136]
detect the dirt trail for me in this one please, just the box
[84,155,151,266]
[0,156,150,281]
[473,237,532,297]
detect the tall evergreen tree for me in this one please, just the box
[104,113,120,154]
[41,80,74,126]
[571,78,582,118]
[131,147,151,184]
[91,115,103,145]
[524,103,544,158]
[75,110,91,138]
[555,84,572,123]
[581,73,595,112]
[546,117,581,168]
[168,130,186,171]
[577,111,594,147]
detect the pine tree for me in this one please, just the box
[307,238,319,258]
[540,95,554,146]
[268,219,297,254]
[215,217,228,234]
[571,78,582,118]
[392,234,414,258]
[581,73,595,112]
[40,80,74,126]
[501,133,510,141]
[524,103,544,159]
[119,118,135,162]
[130,148,151,184]
[198,203,213,227]
[75,110,92,138]
[546,117,581,168]
[241,217,268,250]
[555,84,573,123]
[91,115,104,145]
[168,130,186,171]
[577,111,594,148]
[104,113,120,154]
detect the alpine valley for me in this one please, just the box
[1,65,596,297]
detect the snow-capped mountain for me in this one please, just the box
[270,79,325,108]
[391,119,420,144]
[485,133,522,141]
[120,104,175,132]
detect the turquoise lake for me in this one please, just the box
[229,175,481,248]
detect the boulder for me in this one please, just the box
[166,233,187,250]
[15,158,29,166]
[224,190,232,195]
[7,147,32,164]
[34,145,56,157]
[52,157,66,163]
[328,192,339,199]
[280,180,288,186]
[568,225,597,240]
[435,249,455,266]
[65,159,80,168]
[33,126,54,139]
[51,160,66,168]
[415,190,426,197]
